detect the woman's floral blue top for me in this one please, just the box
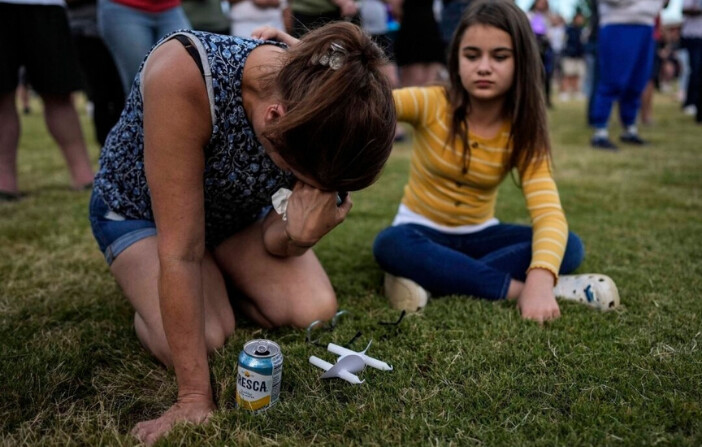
[94,30,293,247]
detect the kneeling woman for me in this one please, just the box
[89,23,394,444]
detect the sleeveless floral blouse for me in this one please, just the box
[94,30,294,247]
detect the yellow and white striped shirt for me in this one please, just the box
[394,86,568,278]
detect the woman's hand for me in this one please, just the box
[262,182,352,257]
[131,393,215,445]
[284,182,351,247]
[250,25,300,47]
[517,268,560,323]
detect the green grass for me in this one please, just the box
[1,94,701,446]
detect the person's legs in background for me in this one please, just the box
[98,0,189,94]
[618,25,654,144]
[153,5,191,47]
[73,33,125,146]
[590,24,647,150]
[0,91,21,197]
[682,37,702,115]
[0,3,94,196]
[41,93,95,189]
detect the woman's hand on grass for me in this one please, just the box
[517,268,560,323]
[131,394,215,445]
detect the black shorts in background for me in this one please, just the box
[0,3,83,95]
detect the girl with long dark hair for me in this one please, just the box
[373,0,619,320]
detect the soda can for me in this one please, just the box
[236,339,283,412]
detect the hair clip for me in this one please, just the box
[312,42,347,70]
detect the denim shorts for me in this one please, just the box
[88,189,156,265]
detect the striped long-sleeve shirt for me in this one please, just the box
[394,86,568,278]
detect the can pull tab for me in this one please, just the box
[255,344,270,356]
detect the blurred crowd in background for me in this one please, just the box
[2,0,701,199]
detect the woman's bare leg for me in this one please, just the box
[213,219,338,329]
[109,236,235,366]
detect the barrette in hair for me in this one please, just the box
[312,42,347,70]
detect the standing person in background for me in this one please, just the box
[440,0,472,47]
[360,0,406,140]
[681,0,702,117]
[549,13,566,99]
[584,0,600,125]
[182,0,230,35]
[97,0,191,94]
[589,0,667,150]
[528,0,554,107]
[0,0,95,200]
[289,0,357,37]
[394,0,446,86]
[560,10,586,101]
[640,13,665,126]
[373,0,620,319]
[229,0,288,38]
[68,0,125,146]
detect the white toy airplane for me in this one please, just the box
[309,340,393,384]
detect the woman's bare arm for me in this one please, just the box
[133,39,214,445]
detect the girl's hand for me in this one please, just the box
[284,182,351,247]
[517,269,560,323]
[250,26,300,47]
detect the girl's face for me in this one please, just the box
[458,24,515,107]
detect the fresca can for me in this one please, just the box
[236,339,283,412]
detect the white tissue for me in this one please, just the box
[271,187,292,215]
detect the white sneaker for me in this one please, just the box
[384,273,430,312]
[554,274,620,311]
[683,105,697,116]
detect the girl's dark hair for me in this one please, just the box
[445,0,550,176]
[265,22,396,191]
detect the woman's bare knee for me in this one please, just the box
[288,290,338,328]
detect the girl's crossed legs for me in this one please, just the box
[373,223,585,301]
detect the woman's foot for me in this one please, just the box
[554,274,620,310]
[384,273,430,312]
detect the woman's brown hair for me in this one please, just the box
[445,0,551,176]
[265,22,396,191]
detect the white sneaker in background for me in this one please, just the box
[683,105,697,116]
[384,273,430,312]
[554,274,620,311]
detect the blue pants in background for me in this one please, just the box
[373,223,585,301]
[97,0,191,93]
[590,24,654,129]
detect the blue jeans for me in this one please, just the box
[97,0,190,93]
[373,223,585,301]
[88,189,156,265]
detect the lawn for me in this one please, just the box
[1,94,700,446]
